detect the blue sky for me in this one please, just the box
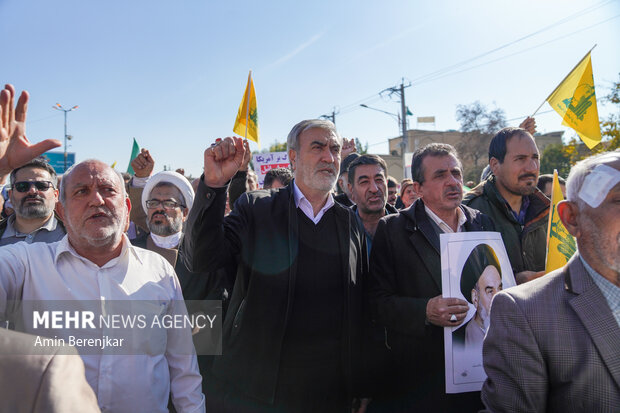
[1,0,619,177]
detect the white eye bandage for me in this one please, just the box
[578,164,620,208]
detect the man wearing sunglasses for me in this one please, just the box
[0,158,65,246]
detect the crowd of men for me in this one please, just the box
[0,82,619,413]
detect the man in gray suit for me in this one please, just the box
[481,149,620,412]
[0,328,100,413]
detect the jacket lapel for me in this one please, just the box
[333,204,354,284]
[405,201,442,290]
[566,255,620,389]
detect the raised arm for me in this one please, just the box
[182,137,247,273]
[128,148,155,231]
[0,84,61,184]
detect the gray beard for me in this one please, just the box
[17,202,52,219]
[148,218,182,237]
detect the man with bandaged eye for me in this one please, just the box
[481,149,620,412]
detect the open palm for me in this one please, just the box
[0,85,61,179]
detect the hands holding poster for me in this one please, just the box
[440,232,516,394]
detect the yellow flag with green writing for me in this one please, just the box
[547,51,601,149]
[545,170,576,273]
[233,71,259,144]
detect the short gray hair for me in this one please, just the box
[566,149,620,208]
[59,159,127,205]
[286,119,341,151]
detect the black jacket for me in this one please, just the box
[182,179,369,404]
[368,199,494,411]
[334,192,354,207]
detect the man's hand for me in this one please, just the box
[515,270,545,285]
[131,148,154,178]
[203,137,246,187]
[0,84,61,181]
[519,117,537,135]
[426,295,469,327]
[341,137,356,159]
[238,139,252,172]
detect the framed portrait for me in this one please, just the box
[440,232,516,393]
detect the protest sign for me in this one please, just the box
[440,232,516,393]
[252,152,290,188]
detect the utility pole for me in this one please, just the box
[382,79,411,177]
[320,107,339,125]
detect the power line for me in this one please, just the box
[28,113,62,124]
[412,0,614,84]
[416,14,619,86]
[325,0,615,118]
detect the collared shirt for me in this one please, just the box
[424,205,467,233]
[499,194,530,226]
[581,256,620,328]
[0,235,205,413]
[355,206,391,254]
[0,214,65,246]
[355,208,373,255]
[293,180,335,225]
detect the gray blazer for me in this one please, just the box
[0,329,100,413]
[481,254,620,412]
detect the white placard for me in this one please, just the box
[440,232,516,394]
[252,152,290,188]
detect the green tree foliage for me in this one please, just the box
[455,101,507,182]
[540,143,571,177]
[355,137,368,154]
[269,141,288,152]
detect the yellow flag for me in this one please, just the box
[233,71,259,144]
[545,170,576,273]
[547,51,601,149]
[111,161,117,169]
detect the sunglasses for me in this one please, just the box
[13,181,55,193]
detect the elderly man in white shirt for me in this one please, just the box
[0,85,204,413]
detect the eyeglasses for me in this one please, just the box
[145,199,185,209]
[13,181,55,193]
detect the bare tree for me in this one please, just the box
[456,101,507,181]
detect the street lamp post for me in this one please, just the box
[53,103,78,172]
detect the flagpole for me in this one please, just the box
[244,70,252,141]
[530,44,597,117]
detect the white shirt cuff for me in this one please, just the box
[131,176,149,188]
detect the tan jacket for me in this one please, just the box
[0,329,100,413]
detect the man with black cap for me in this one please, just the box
[335,152,360,207]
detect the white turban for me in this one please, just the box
[141,171,195,214]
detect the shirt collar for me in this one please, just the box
[580,255,620,313]
[424,204,467,233]
[54,233,142,267]
[2,214,58,238]
[293,180,335,225]
[498,191,530,225]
